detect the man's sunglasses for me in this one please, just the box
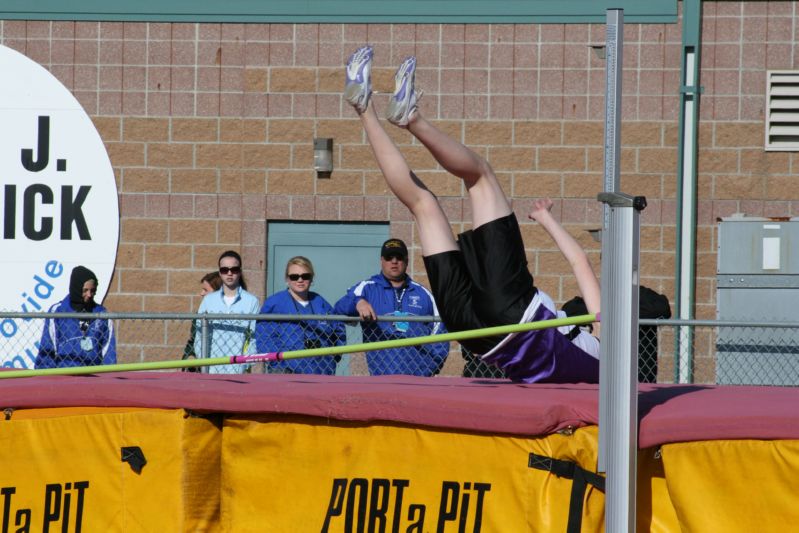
[288,273,313,281]
[382,254,406,262]
[219,266,242,275]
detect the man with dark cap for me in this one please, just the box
[334,238,449,376]
[35,265,116,368]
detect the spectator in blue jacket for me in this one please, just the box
[256,256,345,374]
[334,238,449,376]
[194,250,260,374]
[35,265,116,369]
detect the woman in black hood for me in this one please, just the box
[69,265,98,312]
[35,265,116,368]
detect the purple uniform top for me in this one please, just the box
[481,291,600,384]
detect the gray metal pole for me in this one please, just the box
[602,9,623,197]
[598,192,645,532]
[598,7,624,473]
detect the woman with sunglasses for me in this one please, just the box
[255,256,345,374]
[194,250,260,374]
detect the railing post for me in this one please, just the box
[200,316,210,374]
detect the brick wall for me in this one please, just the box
[2,3,798,373]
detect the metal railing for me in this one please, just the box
[643,318,799,386]
[2,311,798,384]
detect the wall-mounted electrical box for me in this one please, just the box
[716,217,799,385]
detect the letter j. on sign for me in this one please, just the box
[0,44,119,369]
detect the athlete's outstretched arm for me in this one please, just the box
[528,198,600,327]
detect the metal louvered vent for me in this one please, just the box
[766,71,799,151]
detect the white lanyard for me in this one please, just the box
[394,287,407,311]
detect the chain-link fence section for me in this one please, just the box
[652,319,799,386]
[2,312,798,384]
[0,312,454,377]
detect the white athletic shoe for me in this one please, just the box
[386,56,422,127]
[344,46,374,113]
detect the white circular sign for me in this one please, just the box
[0,45,119,369]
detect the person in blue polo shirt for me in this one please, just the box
[334,238,449,376]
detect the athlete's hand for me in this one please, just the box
[356,299,377,321]
[528,198,554,222]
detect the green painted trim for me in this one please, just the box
[673,0,702,383]
[1,0,678,23]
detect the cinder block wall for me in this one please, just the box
[2,3,797,377]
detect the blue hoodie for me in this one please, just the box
[35,295,116,369]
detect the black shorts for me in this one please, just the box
[423,213,537,354]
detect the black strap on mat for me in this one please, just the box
[528,452,606,533]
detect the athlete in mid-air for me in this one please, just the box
[344,46,600,383]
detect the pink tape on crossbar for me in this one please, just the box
[230,352,283,364]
